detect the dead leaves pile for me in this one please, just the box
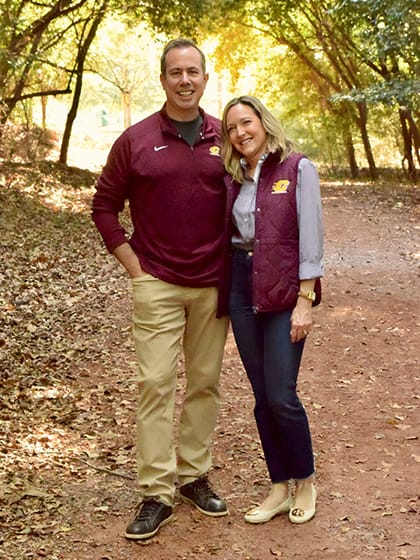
[0,162,137,558]
[0,163,418,559]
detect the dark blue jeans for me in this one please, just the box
[229,249,314,482]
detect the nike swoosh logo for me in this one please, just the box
[154,145,168,151]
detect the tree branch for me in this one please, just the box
[5,88,72,102]
[74,457,135,480]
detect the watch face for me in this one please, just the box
[298,290,316,301]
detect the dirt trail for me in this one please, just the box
[1,177,419,560]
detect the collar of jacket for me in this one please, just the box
[158,104,218,140]
[262,150,283,167]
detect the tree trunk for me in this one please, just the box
[408,112,420,167]
[41,96,47,129]
[59,1,108,165]
[122,90,131,129]
[399,108,417,181]
[356,101,377,179]
[0,1,88,129]
[343,125,359,178]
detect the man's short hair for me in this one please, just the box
[160,38,206,74]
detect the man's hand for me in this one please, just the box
[112,243,144,278]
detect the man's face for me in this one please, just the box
[160,46,209,121]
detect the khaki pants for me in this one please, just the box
[131,274,229,505]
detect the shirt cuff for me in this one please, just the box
[299,262,324,280]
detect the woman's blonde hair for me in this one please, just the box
[221,95,296,183]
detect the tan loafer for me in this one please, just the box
[244,496,292,524]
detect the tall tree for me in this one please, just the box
[211,22,361,174]
[0,0,213,155]
[243,0,379,177]
[59,0,109,164]
[329,0,419,179]
[0,0,91,126]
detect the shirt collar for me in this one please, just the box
[240,153,269,178]
[240,152,269,167]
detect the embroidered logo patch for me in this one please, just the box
[271,180,289,194]
[209,146,220,156]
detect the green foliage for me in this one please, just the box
[115,0,221,38]
[212,23,263,91]
[0,1,102,120]
[337,0,418,66]
[331,79,420,109]
[208,0,419,173]
[251,44,352,167]
[327,0,419,109]
[0,0,417,172]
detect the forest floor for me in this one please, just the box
[0,162,419,560]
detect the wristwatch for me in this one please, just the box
[297,290,316,302]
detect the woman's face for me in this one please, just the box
[225,103,267,166]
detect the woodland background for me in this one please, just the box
[0,0,418,179]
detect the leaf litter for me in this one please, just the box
[0,162,419,559]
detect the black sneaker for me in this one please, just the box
[125,497,173,540]
[179,476,228,517]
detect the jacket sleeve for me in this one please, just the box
[296,158,324,279]
[91,133,132,253]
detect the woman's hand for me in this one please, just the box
[290,297,313,343]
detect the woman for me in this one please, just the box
[221,96,323,524]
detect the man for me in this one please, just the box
[92,38,229,540]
